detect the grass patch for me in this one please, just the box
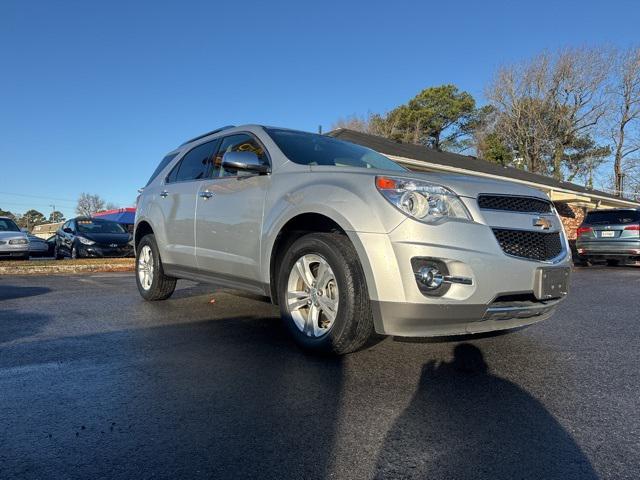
[0,258,134,275]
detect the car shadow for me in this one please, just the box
[0,285,50,301]
[373,343,598,479]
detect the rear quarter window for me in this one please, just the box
[146,153,178,186]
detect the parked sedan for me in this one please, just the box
[576,209,640,266]
[0,216,29,260]
[55,217,134,259]
[27,234,51,257]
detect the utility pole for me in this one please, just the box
[49,204,55,223]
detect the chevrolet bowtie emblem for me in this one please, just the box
[533,217,552,230]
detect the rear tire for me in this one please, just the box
[606,259,620,267]
[277,232,374,355]
[574,256,590,267]
[136,234,176,301]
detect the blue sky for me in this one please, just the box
[1,0,639,219]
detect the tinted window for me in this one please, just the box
[266,128,406,171]
[77,219,126,234]
[213,134,269,177]
[0,218,20,232]
[585,210,640,225]
[146,153,178,186]
[167,140,218,183]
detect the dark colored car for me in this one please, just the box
[575,209,640,266]
[55,217,134,259]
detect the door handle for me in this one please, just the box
[160,190,169,198]
[199,190,214,200]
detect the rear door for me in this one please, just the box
[194,133,270,283]
[157,139,219,269]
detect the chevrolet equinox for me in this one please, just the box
[134,125,571,354]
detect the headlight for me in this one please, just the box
[78,236,95,245]
[9,238,29,245]
[376,176,472,223]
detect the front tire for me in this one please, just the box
[135,234,176,301]
[277,232,374,355]
[606,259,620,267]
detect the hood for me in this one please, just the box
[307,166,550,200]
[80,232,130,245]
[0,231,27,241]
[406,172,549,199]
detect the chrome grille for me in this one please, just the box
[479,195,552,214]
[492,228,563,261]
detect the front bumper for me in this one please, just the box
[77,243,134,258]
[0,245,30,258]
[350,216,571,337]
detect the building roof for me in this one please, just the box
[328,128,640,208]
[93,207,136,224]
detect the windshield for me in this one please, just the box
[584,210,640,225]
[77,219,126,234]
[266,128,406,171]
[0,218,20,232]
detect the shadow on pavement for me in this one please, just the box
[0,314,344,480]
[0,285,50,301]
[373,343,598,479]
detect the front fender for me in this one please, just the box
[260,178,406,301]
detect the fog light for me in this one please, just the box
[417,266,444,290]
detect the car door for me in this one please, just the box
[195,133,270,283]
[156,139,219,269]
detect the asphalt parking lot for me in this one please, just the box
[1,267,639,480]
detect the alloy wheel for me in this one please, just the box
[137,245,154,290]
[286,254,339,337]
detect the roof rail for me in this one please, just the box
[179,125,236,146]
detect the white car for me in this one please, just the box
[0,216,29,260]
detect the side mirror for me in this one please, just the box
[221,151,270,174]
[63,227,73,234]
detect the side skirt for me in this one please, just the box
[163,264,270,297]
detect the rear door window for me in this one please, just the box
[585,210,640,225]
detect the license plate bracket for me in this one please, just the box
[534,267,570,300]
[600,230,615,238]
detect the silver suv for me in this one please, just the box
[135,125,571,354]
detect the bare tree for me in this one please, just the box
[608,47,640,196]
[547,48,611,179]
[331,114,370,133]
[486,48,610,179]
[76,193,106,217]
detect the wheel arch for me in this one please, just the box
[265,211,375,305]
[134,220,155,251]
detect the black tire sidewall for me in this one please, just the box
[277,233,368,353]
[135,234,175,300]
